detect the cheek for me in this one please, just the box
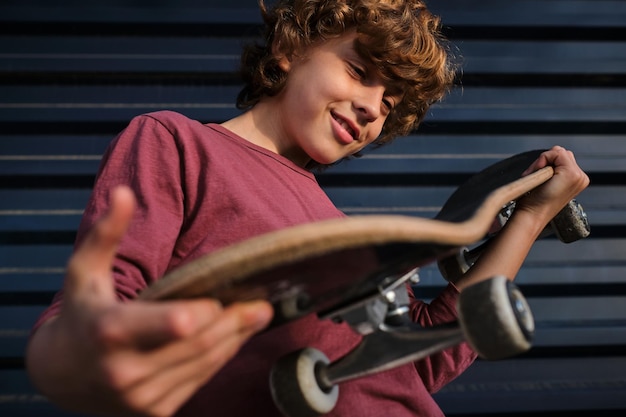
[284,78,322,114]
[367,120,386,142]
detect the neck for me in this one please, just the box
[221,100,311,168]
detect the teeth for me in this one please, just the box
[341,121,354,138]
[334,114,355,139]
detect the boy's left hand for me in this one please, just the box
[517,146,590,223]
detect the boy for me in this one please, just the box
[26,0,589,416]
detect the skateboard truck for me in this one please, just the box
[439,198,590,282]
[270,275,535,417]
[320,267,420,334]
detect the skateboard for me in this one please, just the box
[139,149,590,417]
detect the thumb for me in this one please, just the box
[64,186,136,304]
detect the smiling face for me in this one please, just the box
[238,0,455,152]
[261,31,403,166]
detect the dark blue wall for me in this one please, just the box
[1,1,625,415]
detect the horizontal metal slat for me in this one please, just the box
[0,36,245,73]
[2,0,626,28]
[431,0,626,28]
[458,40,626,74]
[434,356,626,414]
[2,86,626,124]
[326,187,626,224]
[3,136,626,176]
[329,135,626,174]
[0,2,262,25]
[2,37,624,75]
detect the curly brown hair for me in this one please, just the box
[237,0,457,145]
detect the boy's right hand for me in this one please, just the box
[26,186,273,417]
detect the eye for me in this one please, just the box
[349,62,366,79]
[382,97,394,111]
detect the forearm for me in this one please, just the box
[453,209,547,291]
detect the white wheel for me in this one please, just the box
[270,348,338,417]
[438,247,471,282]
[551,199,590,243]
[457,276,534,360]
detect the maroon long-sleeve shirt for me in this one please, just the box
[35,111,477,416]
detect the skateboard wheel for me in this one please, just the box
[270,348,338,417]
[438,247,471,283]
[551,199,590,243]
[457,276,534,360]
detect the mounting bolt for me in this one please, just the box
[384,291,396,303]
[409,270,420,284]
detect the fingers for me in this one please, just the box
[523,146,588,182]
[93,300,273,415]
[91,299,223,351]
[521,146,562,174]
[93,296,272,350]
[517,146,589,220]
[550,147,590,188]
[137,300,273,363]
[64,186,136,302]
[133,302,273,414]
[537,146,589,191]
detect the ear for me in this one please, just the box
[277,55,291,72]
[271,39,291,72]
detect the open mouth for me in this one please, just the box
[331,112,357,141]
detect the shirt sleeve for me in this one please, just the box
[408,283,478,393]
[33,114,186,329]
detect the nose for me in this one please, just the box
[353,85,384,123]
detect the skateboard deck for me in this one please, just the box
[139,149,590,417]
[139,150,560,326]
